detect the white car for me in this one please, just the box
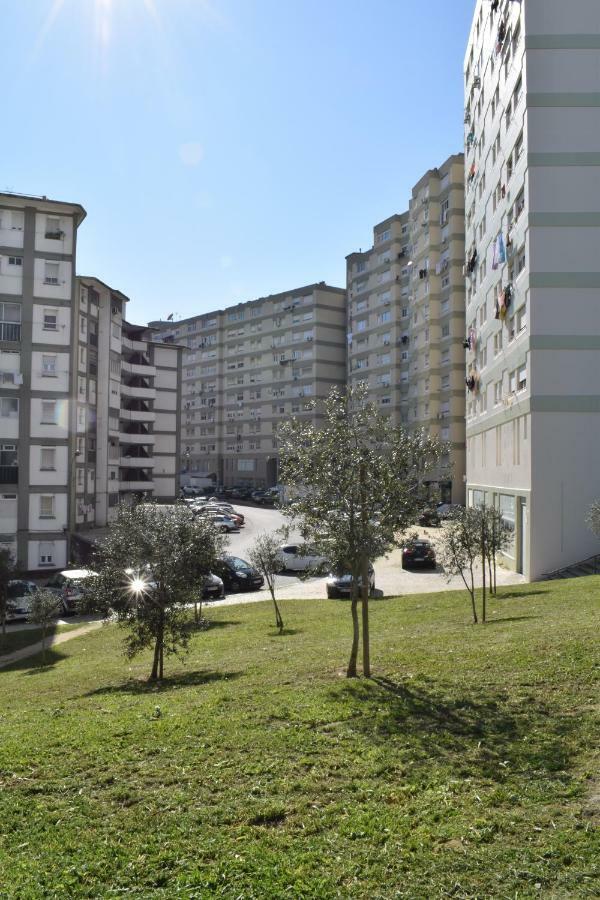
[276,544,329,573]
[46,568,97,615]
[209,515,240,534]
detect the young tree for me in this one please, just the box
[438,508,481,624]
[29,588,62,666]
[0,548,16,642]
[484,506,512,595]
[278,384,444,677]
[86,502,225,681]
[248,532,285,634]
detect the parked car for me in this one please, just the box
[202,573,225,600]
[251,490,267,503]
[418,507,440,527]
[401,539,436,569]
[5,580,39,622]
[276,543,329,573]
[46,568,98,614]
[437,503,463,520]
[213,556,265,592]
[208,514,240,534]
[326,565,375,600]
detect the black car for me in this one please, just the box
[213,556,265,592]
[401,539,436,569]
[326,565,375,600]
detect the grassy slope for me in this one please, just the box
[0,580,598,899]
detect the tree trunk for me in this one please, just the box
[361,555,371,678]
[269,585,284,634]
[469,564,478,624]
[41,625,47,666]
[159,642,164,681]
[150,638,160,681]
[1,609,6,639]
[347,583,360,678]
[481,517,487,624]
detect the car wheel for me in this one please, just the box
[220,525,228,533]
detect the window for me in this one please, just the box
[8,256,23,267]
[42,355,57,376]
[1,397,19,418]
[494,331,503,355]
[0,302,21,342]
[44,262,60,285]
[80,316,87,336]
[516,246,526,275]
[38,542,54,566]
[45,217,62,239]
[517,364,527,391]
[516,304,527,333]
[494,380,502,405]
[43,309,58,331]
[40,447,56,471]
[40,495,55,518]
[441,324,450,337]
[41,400,57,424]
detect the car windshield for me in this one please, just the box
[224,556,252,571]
[8,582,31,598]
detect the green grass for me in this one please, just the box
[0,580,599,898]
[0,622,79,657]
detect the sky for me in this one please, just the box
[1,0,474,324]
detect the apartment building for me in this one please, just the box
[74,278,182,533]
[346,155,466,503]
[464,0,600,578]
[151,282,347,488]
[0,191,85,572]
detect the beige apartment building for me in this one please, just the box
[346,154,466,503]
[151,282,347,489]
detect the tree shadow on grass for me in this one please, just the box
[1,647,68,675]
[336,674,575,783]
[268,628,303,637]
[81,669,242,697]
[484,615,540,625]
[494,589,548,600]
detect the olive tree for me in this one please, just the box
[0,548,16,643]
[278,384,444,678]
[86,502,225,681]
[248,532,285,634]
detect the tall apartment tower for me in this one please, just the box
[0,192,85,572]
[152,282,347,489]
[346,155,466,503]
[464,0,600,578]
[74,277,182,537]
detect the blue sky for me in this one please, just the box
[2,0,474,324]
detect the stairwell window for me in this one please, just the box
[43,309,58,331]
[40,447,56,471]
[1,397,19,419]
[39,495,55,519]
[41,400,57,424]
[42,355,57,377]
[44,262,60,285]
[45,217,63,240]
[517,364,527,392]
[38,542,54,566]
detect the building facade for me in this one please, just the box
[0,192,85,572]
[152,282,347,489]
[346,154,466,503]
[464,0,600,578]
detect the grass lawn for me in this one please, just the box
[0,623,80,657]
[0,579,599,898]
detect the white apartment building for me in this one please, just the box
[346,155,466,503]
[151,283,347,489]
[464,0,600,578]
[0,192,85,572]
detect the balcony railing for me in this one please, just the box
[0,323,21,342]
[0,466,18,484]
[45,231,64,240]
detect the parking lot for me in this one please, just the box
[204,502,525,607]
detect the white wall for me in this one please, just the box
[153,345,179,368]
[33,259,72,300]
[28,492,68,531]
[28,539,67,571]
[0,209,24,248]
[30,351,70,393]
[29,445,69,486]
[155,411,176,431]
[153,475,177,499]
[32,303,71,345]
[154,368,178,390]
[30,398,69,438]
[154,434,176,454]
[0,256,23,295]
[155,390,177,411]
[153,456,176,475]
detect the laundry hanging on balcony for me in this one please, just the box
[491,232,506,270]
[467,247,478,275]
[495,283,513,321]
[465,367,479,393]
[463,328,477,352]
[468,162,477,184]
[496,21,507,54]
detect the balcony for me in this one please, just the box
[120,383,155,399]
[121,361,157,377]
[119,432,155,445]
[0,323,21,342]
[0,466,18,485]
[119,456,156,468]
[119,480,155,492]
[121,336,148,352]
[119,408,156,422]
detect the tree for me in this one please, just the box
[86,502,225,681]
[278,384,444,678]
[29,588,62,666]
[438,505,513,623]
[248,532,285,634]
[0,548,17,643]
